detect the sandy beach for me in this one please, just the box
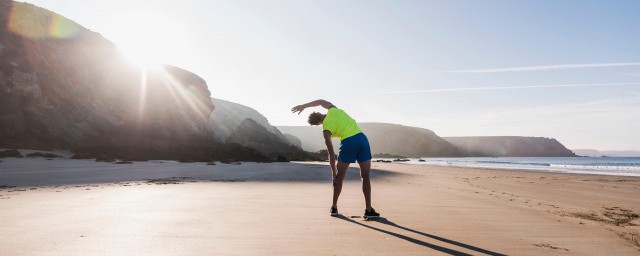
[1,158,639,255]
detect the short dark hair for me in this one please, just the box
[308,112,324,125]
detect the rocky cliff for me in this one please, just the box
[226,118,313,161]
[361,123,464,157]
[210,98,286,142]
[0,1,271,161]
[278,123,464,157]
[210,98,318,160]
[444,136,577,157]
[283,133,302,149]
[275,125,326,152]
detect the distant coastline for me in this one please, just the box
[279,124,577,158]
[572,149,640,157]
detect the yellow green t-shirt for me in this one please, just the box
[322,107,362,140]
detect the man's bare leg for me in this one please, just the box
[332,161,350,209]
[358,160,372,211]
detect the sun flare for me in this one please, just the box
[106,11,190,69]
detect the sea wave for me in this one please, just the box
[548,164,640,171]
[387,157,640,177]
[477,160,551,166]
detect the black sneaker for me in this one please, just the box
[364,208,380,218]
[330,207,338,216]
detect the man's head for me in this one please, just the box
[307,112,325,125]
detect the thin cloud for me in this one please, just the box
[379,82,640,94]
[449,62,640,73]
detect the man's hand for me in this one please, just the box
[329,152,337,183]
[291,105,305,115]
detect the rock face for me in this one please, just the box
[278,123,464,157]
[0,1,270,161]
[276,125,326,152]
[210,99,318,160]
[283,133,302,149]
[226,119,313,160]
[444,136,577,157]
[0,149,22,158]
[210,98,286,142]
[361,123,464,157]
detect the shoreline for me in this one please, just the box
[374,156,640,177]
[397,162,640,178]
[1,157,639,186]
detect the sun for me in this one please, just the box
[117,36,163,68]
[105,11,190,69]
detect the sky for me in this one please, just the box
[22,0,640,150]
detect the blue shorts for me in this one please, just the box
[338,133,372,163]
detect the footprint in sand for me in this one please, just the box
[534,243,569,251]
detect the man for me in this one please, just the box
[291,99,380,218]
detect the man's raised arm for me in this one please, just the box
[291,99,335,115]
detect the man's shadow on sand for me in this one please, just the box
[335,215,507,256]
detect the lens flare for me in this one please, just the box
[135,66,212,129]
[49,14,80,39]
[7,2,80,39]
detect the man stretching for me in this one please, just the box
[292,99,380,218]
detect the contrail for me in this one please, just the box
[378,82,640,94]
[449,62,640,73]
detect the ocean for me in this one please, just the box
[384,157,640,177]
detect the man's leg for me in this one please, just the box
[358,160,372,211]
[332,161,350,209]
